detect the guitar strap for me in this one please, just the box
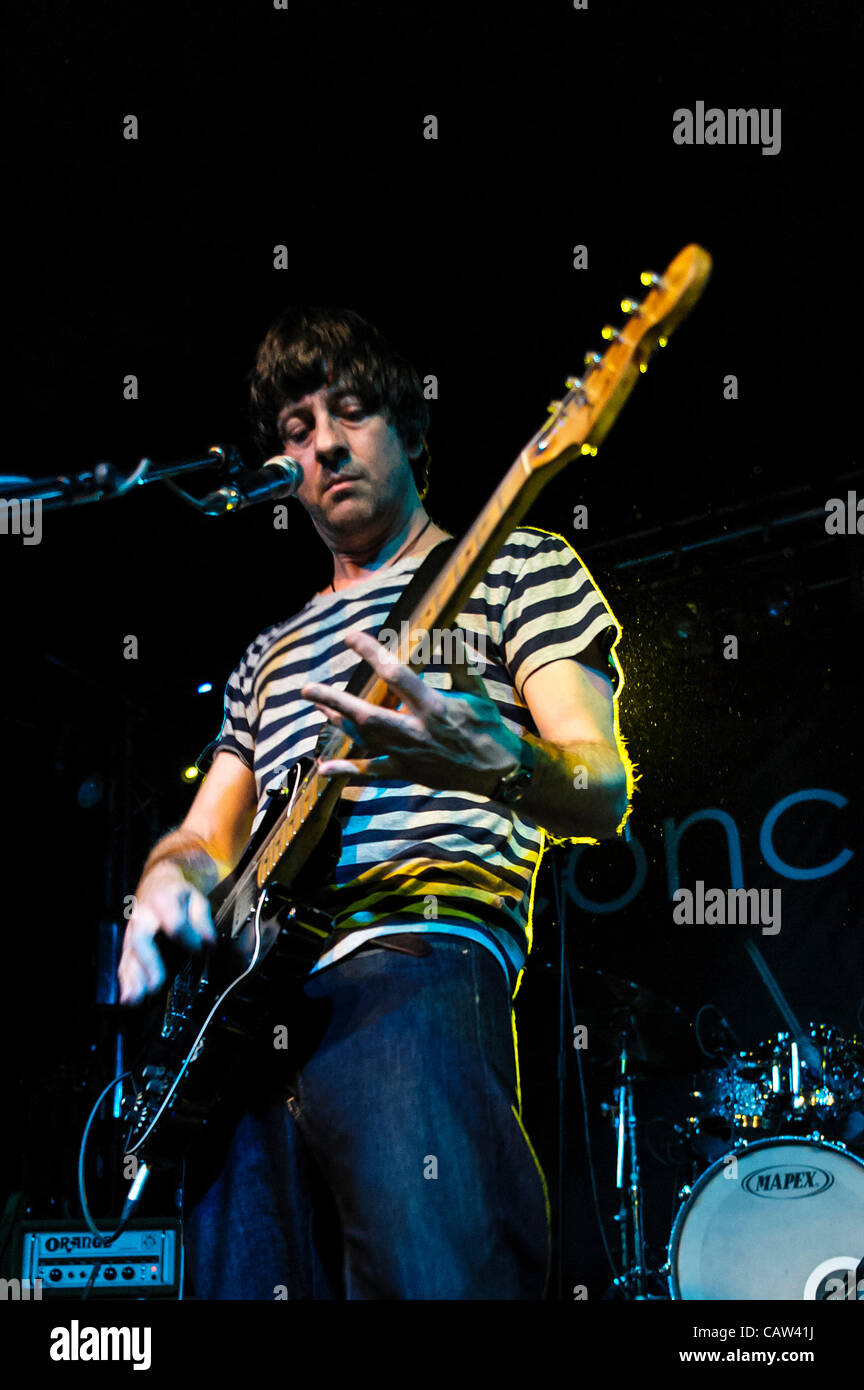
[344,535,459,697]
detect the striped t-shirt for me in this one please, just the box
[200,527,622,994]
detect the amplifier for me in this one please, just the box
[18,1219,180,1298]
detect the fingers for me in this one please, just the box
[184,887,217,948]
[117,875,215,1005]
[309,702,364,747]
[346,629,446,716]
[302,681,425,744]
[318,754,400,780]
[118,901,167,1004]
[301,631,447,739]
[144,882,215,951]
[303,631,498,790]
[118,952,156,1008]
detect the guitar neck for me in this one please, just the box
[370,452,561,680]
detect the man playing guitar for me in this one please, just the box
[118,305,630,1299]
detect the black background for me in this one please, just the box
[2,0,861,1311]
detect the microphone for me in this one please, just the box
[199,454,303,515]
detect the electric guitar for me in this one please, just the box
[122,243,712,1166]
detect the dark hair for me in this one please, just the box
[248,306,431,498]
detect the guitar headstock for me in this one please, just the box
[528,243,712,470]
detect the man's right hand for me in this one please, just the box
[118,860,217,1005]
[116,751,258,1005]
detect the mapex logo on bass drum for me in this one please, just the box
[742,1164,834,1198]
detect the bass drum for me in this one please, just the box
[669,1137,864,1300]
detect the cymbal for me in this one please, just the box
[571,966,699,1076]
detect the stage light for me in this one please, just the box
[76,773,104,809]
[196,682,213,694]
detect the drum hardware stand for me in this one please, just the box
[608,1025,661,1299]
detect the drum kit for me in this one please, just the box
[575,970,864,1301]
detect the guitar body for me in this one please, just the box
[123,767,339,1166]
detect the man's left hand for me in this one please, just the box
[301,630,522,795]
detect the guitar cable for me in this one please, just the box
[77,1068,152,1244]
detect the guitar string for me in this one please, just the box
[213,760,303,933]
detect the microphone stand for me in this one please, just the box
[0,444,300,515]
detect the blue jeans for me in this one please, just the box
[183,934,551,1299]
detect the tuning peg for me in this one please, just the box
[640,270,664,288]
[564,376,582,390]
[584,350,603,368]
[546,399,562,413]
[601,325,621,342]
[619,298,641,316]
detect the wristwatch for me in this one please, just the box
[492,737,535,805]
